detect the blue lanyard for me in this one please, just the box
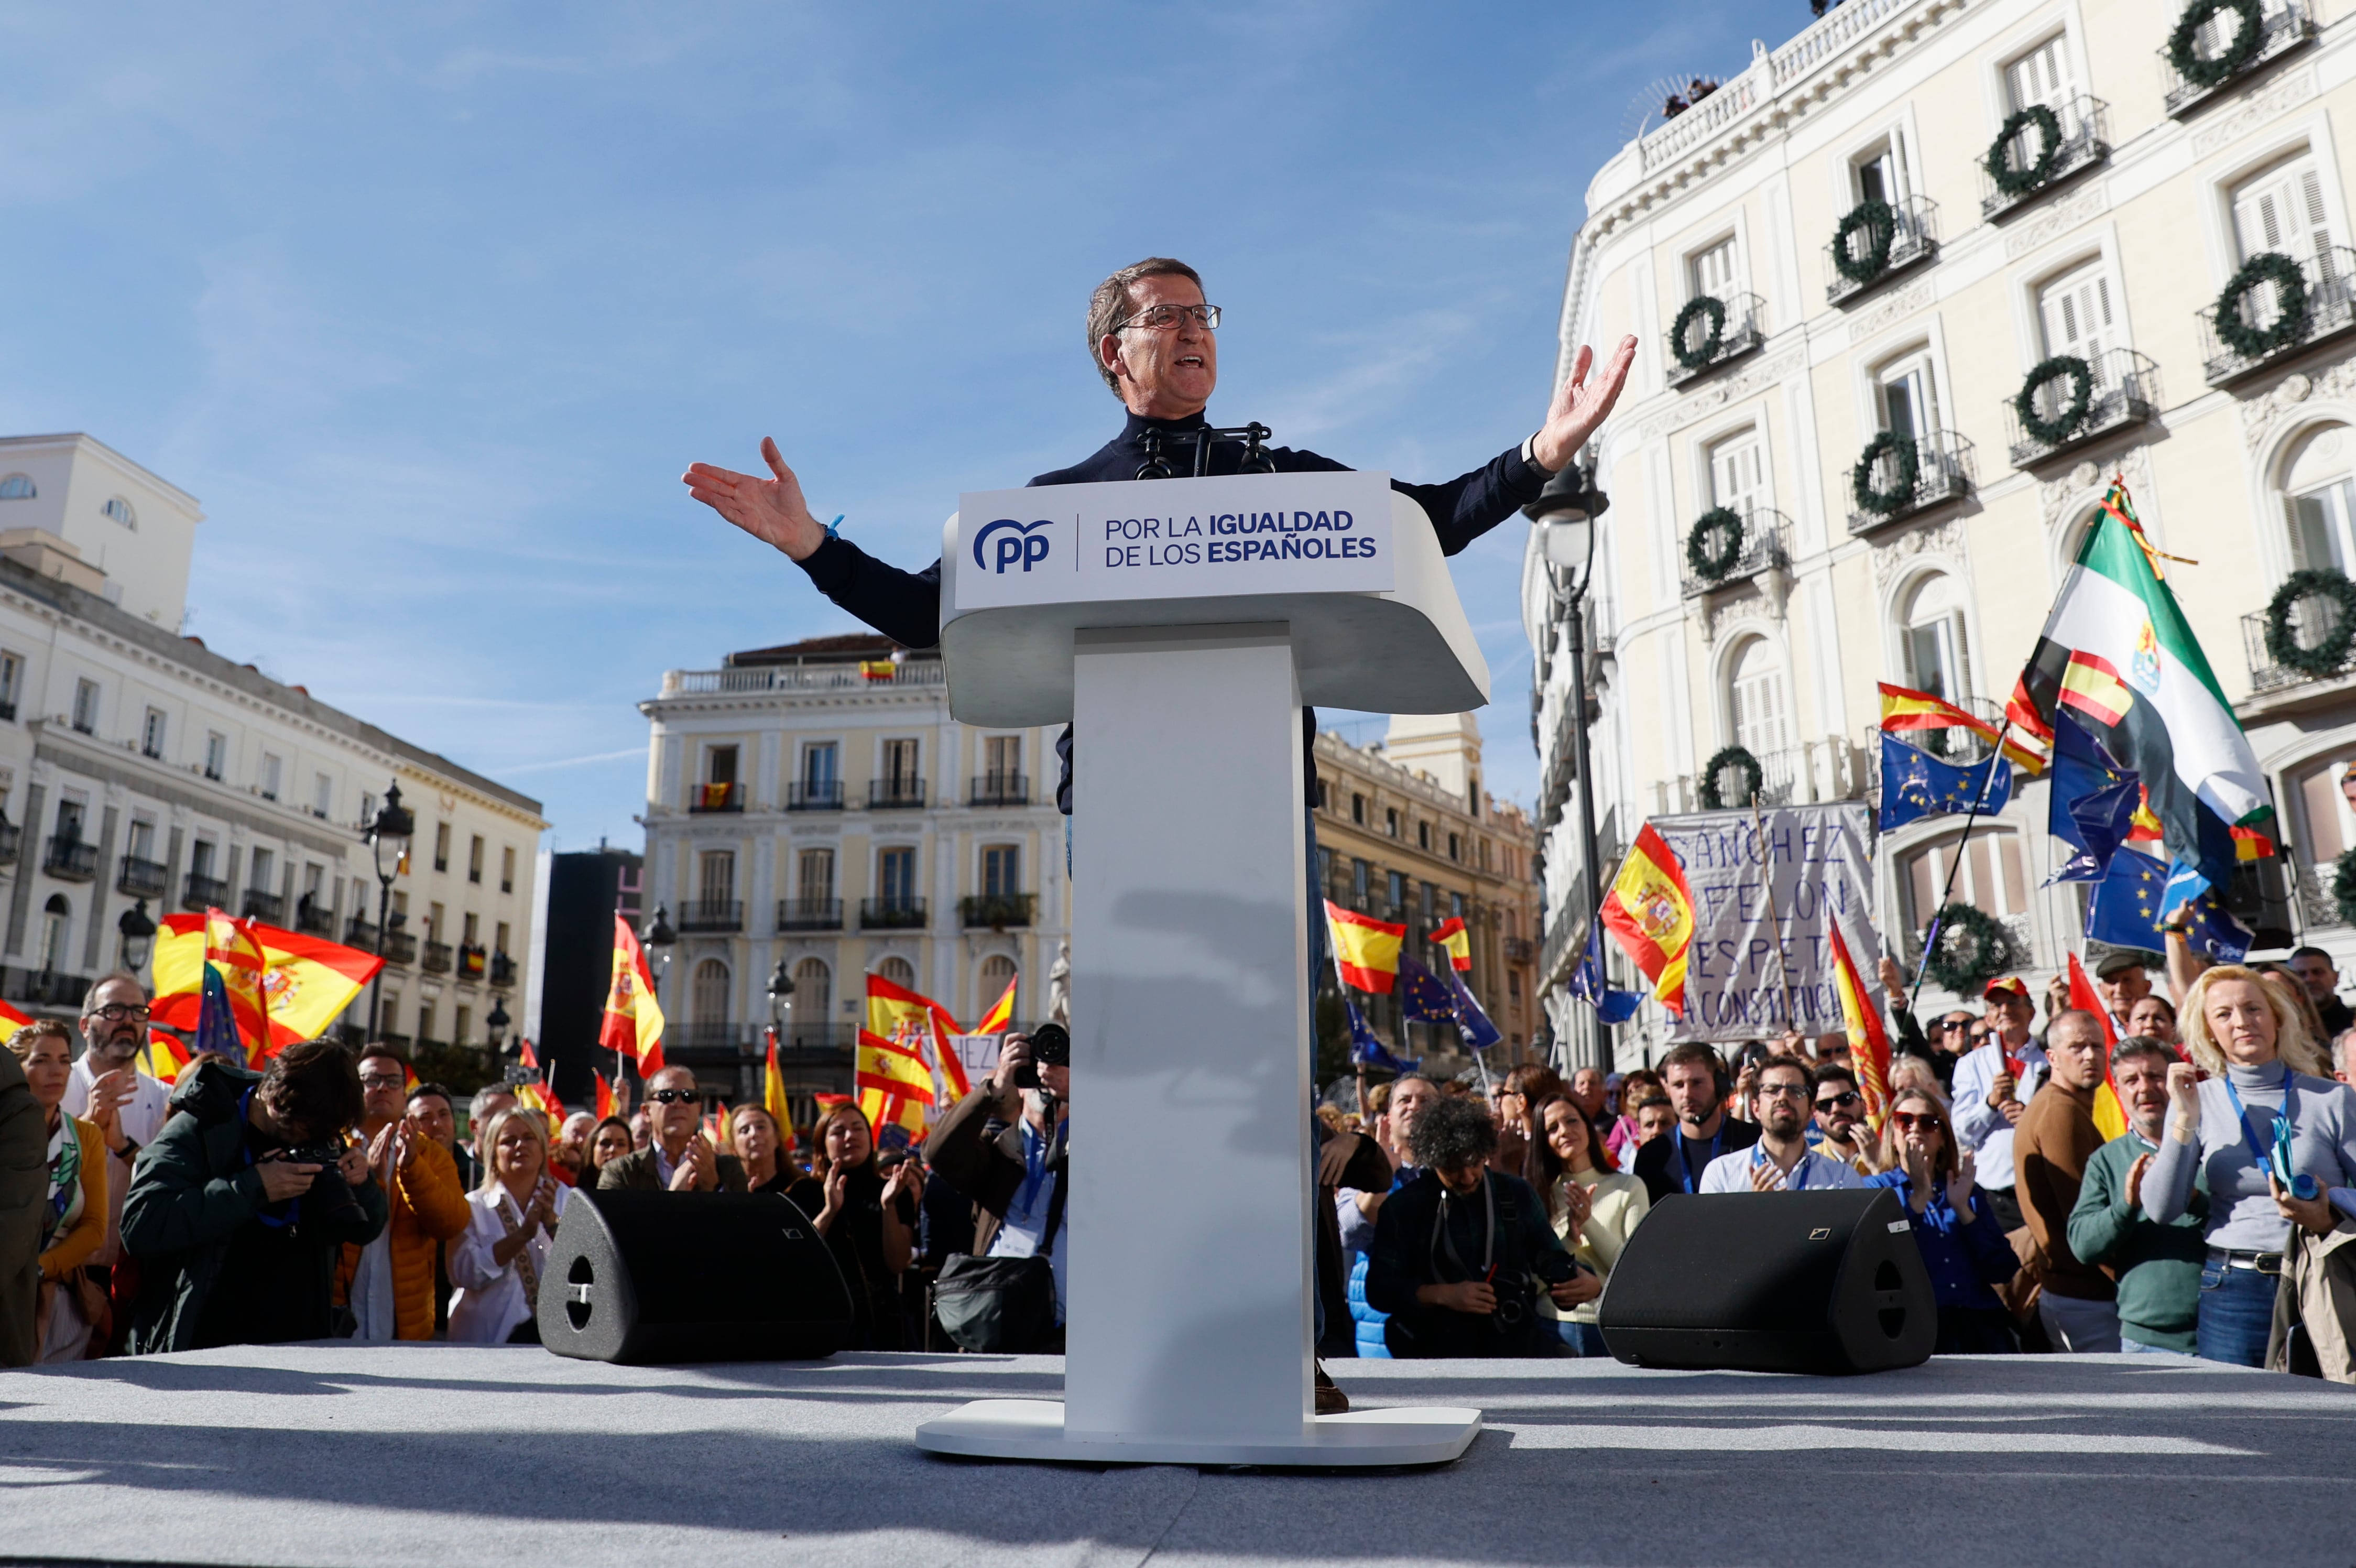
[1753,1143,1809,1191]
[2221,1075,2292,1168]
[1675,1125,1724,1194]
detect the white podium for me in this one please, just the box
[912,470,1486,1467]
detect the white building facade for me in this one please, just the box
[638,634,1068,1106]
[0,432,547,1048]
[1528,0,2356,1064]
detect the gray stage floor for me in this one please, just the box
[0,1346,2351,1567]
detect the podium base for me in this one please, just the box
[913,1399,1482,1468]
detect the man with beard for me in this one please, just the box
[61,972,170,1349]
[1698,1057,1862,1193]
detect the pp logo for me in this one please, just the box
[973,518,1053,574]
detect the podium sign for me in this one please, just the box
[913,475,1485,1468]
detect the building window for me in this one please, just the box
[454,1006,472,1046]
[1728,636,1793,765]
[304,863,325,900]
[2232,151,2336,269]
[462,911,479,945]
[494,921,510,955]
[1509,972,1522,1003]
[1417,821,1431,852]
[2036,257,2119,365]
[1900,826,2028,929]
[882,738,920,788]
[798,847,835,901]
[1386,808,1400,839]
[792,958,832,1037]
[1688,234,1740,301]
[1315,778,1329,810]
[1317,845,1334,890]
[1708,428,1770,520]
[698,850,736,904]
[874,955,915,991]
[2284,426,2356,571]
[128,818,155,861]
[0,475,32,500]
[1448,832,1460,862]
[1876,351,1942,443]
[2003,32,2076,121]
[417,1002,435,1045]
[1351,858,1370,903]
[985,734,1021,789]
[1851,135,1912,205]
[71,679,98,735]
[1902,573,1973,704]
[260,753,282,802]
[1387,870,1407,914]
[1351,793,1366,825]
[878,846,917,906]
[250,848,275,896]
[312,774,333,819]
[102,496,136,530]
[499,844,516,894]
[978,953,1017,1022]
[690,958,729,1023]
[54,799,84,843]
[982,844,1021,897]
[141,707,166,759]
[204,732,226,782]
[1452,891,1467,921]
[427,900,444,941]
[0,652,19,719]
[433,821,450,872]
[190,839,215,879]
[803,741,838,789]
[467,834,484,884]
[40,895,70,973]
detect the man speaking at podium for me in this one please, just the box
[682,255,1635,814]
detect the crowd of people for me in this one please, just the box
[4,944,2356,1385]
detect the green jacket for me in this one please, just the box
[0,1044,43,1367]
[121,1062,386,1355]
[2066,1130,2207,1353]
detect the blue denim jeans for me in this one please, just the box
[2195,1257,2278,1367]
[1556,1320,1610,1357]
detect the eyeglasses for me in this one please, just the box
[88,1003,152,1024]
[358,1074,406,1091]
[1937,1018,1971,1031]
[1114,303,1220,332]
[1815,1091,1862,1110]
[1757,1082,1809,1099]
[1892,1112,1940,1131]
[649,1088,699,1105]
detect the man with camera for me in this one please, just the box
[336,1046,470,1342]
[925,1025,1070,1330]
[1365,1095,1596,1357]
[120,1040,388,1353]
[597,1066,747,1192]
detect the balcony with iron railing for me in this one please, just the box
[2004,348,2160,468]
[489,952,516,988]
[1846,430,1973,537]
[181,872,227,910]
[969,773,1030,807]
[776,897,844,932]
[787,780,844,811]
[960,892,1037,930]
[457,942,487,980]
[420,940,453,974]
[678,899,745,933]
[2243,578,2356,696]
[117,855,168,899]
[43,837,95,881]
[345,918,379,952]
[660,659,945,696]
[0,824,19,867]
[2198,248,2356,385]
[1979,95,2110,222]
[382,930,418,966]
[2163,0,2314,118]
[1679,508,1792,600]
[242,889,283,924]
[295,897,334,937]
[9,967,89,1008]
[860,896,929,930]
[1826,195,1939,307]
[868,778,926,810]
[688,781,744,814]
[1663,292,1764,390]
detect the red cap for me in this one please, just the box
[1982,976,2030,1001]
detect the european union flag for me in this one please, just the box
[1569,924,1641,1025]
[193,963,247,1071]
[1445,967,1504,1053]
[1345,995,1419,1075]
[2048,711,2139,884]
[1397,953,1460,1026]
[2086,848,2252,961]
[1879,733,2013,832]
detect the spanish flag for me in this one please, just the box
[141,1028,192,1085]
[1429,916,1472,973]
[866,973,968,1100]
[1878,682,2049,776]
[973,973,1018,1036]
[153,914,385,1052]
[1599,824,1696,1017]
[1325,901,1406,994]
[859,659,897,681]
[519,1080,565,1128]
[599,913,666,1075]
[2067,952,2131,1142]
[856,1028,934,1142]
[594,1070,617,1122]
[698,782,734,810]
[0,998,30,1035]
[1826,918,1892,1130]
[763,1029,798,1158]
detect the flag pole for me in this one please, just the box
[1746,790,1798,1035]
[1907,718,2016,1014]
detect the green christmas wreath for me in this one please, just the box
[2215,252,2310,358]
[1833,200,1898,285]
[1853,431,1921,516]
[2263,568,2356,678]
[2332,846,2356,929]
[2015,355,2095,445]
[2169,0,2264,90]
[1672,295,1727,371]
[1698,744,1763,811]
[1685,507,1745,582]
[1985,103,2063,199]
[1919,901,2024,994]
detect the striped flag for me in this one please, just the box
[1599,823,1697,1017]
[763,1029,798,1160]
[2066,952,2131,1143]
[1325,901,1406,994]
[1429,916,1472,973]
[866,972,969,1103]
[0,998,30,1035]
[1879,682,2048,774]
[973,973,1018,1036]
[152,914,382,1055]
[2011,480,2274,889]
[141,1028,192,1085]
[1826,917,1892,1130]
[598,914,666,1076]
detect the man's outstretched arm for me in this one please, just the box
[683,437,942,648]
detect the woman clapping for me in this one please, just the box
[448,1108,568,1344]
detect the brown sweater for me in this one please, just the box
[2014,1082,2115,1302]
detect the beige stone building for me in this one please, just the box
[1312,714,1542,1076]
[1526,0,2356,1064]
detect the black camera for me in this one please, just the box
[1492,1252,1580,1329]
[274,1143,368,1231]
[1012,1022,1070,1091]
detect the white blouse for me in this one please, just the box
[447,1182,570,1344]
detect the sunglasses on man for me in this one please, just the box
[1814,1090,1862,1111]
[648,1088,700,1105]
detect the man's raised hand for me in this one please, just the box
[681,438,827,562]
[1531,336,1641,475]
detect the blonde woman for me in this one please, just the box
[1887,1054,1949,1112]
[447,1107,569,1344]
[9,1021,106,1362]
[1864,1088,2019,1353]
[2142,964,2356,1367]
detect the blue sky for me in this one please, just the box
[0,1,1799,849]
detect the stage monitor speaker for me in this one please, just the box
[1597,1188,1936,1374]
[539,1189,854,1364]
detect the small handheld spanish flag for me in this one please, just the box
[1598,824,1696,1017]
[1324,901,1406,994]
[1429,917,1472,973]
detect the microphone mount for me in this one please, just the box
[1133,422,1276,481]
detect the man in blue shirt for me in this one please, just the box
[1699,1058,1863,1193]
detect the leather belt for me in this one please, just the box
[2207,1245,2285,1275]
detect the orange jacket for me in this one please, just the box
[337,1132,472,1339]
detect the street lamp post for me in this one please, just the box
[763,957,793,1103]
[361,782,415,1042]
[486,996,511,1057]
[1524,462,1611,1071]
[117,899,157,974]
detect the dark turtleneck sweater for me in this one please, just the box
[796,409,1553,812]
